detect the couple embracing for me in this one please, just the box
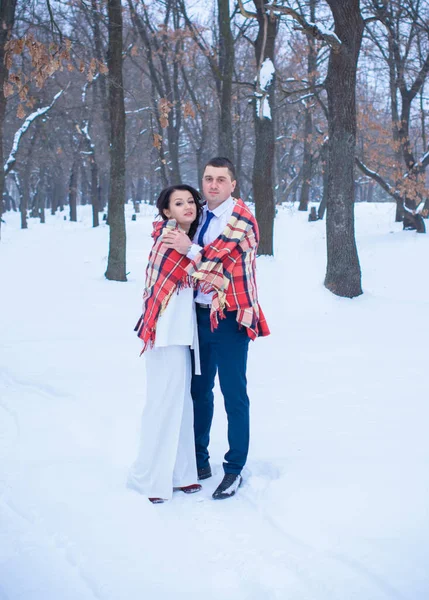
[128,157,270,504]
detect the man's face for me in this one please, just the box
[202,166,236,208]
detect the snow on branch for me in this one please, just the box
[418,148,429,172]
[4,89,65,177]
[81,73,100,104]
[125,107,151,115]
[260,58,275,91]
[256,58,275,120]
[265,4,342,52]
[404,147,429,178]
[356,156,426,214]
[355,157,401,202]
[357,138,429,195]
[76,120,94,155]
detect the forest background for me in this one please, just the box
[1,0,429,297]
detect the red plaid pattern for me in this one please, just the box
[134,220,192,352]
[187,199,270,340]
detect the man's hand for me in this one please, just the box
[162,229,192,254]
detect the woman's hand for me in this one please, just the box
[162,229,192,255]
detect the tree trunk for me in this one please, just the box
[68,158,78,222]
[38,176,46,224]
[218,0,234,163]
[80,164,89,205]
[166,35,182,184]
[105,0,127,281]
[298,106,313,212]
[318,141,328,220]
[299,0,317,212]
[151,83,169,187]
[135,176,144,207]
[0,0,17,239]
[253,0,277,256]
[13,172,27,229]
[99,171,109,211]
[235,94,244,198]
[91,156,99,227]
[159,45,181,183]
[51,182,57,215]
[395,198,404,222]
[324,0,363,298]
[51,164,63,215]
[91,0,110,129]
[386,38,405,223]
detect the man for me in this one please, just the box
[163,157,270,499]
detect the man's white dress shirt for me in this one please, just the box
[188,196,235,305]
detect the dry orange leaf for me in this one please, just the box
[153,133,163,149]
[17,104,26,119]
[3,82,14,98]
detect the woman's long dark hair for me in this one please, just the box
[156,184,203,241]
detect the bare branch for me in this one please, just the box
[265,4,342,51]
[4,87,67,177]
[45,0,64,43]
[355,157,402,202]
[237,0,258,19]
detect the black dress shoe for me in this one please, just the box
[212,473,242,500]
[197,464,212,480]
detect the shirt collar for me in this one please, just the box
[205,196,234,218]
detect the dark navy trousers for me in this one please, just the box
[191,306,250,475]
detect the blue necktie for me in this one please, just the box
[197,211,214,247]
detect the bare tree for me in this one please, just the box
[0,0,18,238]
[298,0,317,212]
[218,0,235,161]
[105,0,127,282]
[178,0,238,167]
[323,0,363,297]
[238,0,278,256]
[359,0,429,223]
[128,0,184,184]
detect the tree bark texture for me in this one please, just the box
[324,0,363,298]
[0,0,17,239]
[105,0,127,282]
[253,0,277,256]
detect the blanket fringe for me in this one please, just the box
[138,327,156,356]
[136,274,194,356]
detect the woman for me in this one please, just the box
[128,185,203,504]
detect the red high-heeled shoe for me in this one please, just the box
[173,484,202,494]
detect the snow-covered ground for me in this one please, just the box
[0,202,428,600]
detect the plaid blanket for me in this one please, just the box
[187,199,270,340]
[134,220,192,352]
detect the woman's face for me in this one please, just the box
[163,190,197,230]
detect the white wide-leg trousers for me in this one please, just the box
[128,345,198,500]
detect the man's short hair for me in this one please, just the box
[204,157,236,181]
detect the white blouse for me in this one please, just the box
[153,287,200,374]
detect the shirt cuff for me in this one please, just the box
[187,244,202,260]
